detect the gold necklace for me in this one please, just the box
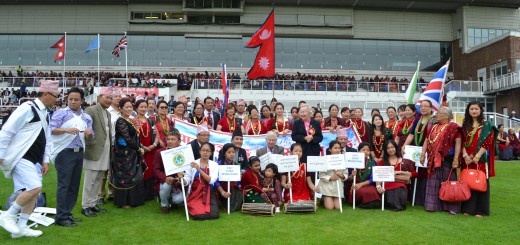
[428,123,449,144]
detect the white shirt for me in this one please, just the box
[107,105,121,141]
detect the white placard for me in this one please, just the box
[327,154,346,170]
[218,165,241,182]
[403,145,428,168]
[307,156,328,172]
[345,152,366,169]
[415,152,428,168]
[259,153,281,170]
[372,166,395,182]
[276,155,299,173]
[161,145,195,176]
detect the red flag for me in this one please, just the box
[51,36,65,62]
[246,9,275,80]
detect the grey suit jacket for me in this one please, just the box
[256,145,285,157]
[84,104,112,165]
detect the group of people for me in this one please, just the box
[0,81,499,238]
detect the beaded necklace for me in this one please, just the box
[275,117,286,132]
[428,123,449,144]
[414,115,431,146]
[386,119,398,134]
[401,118,413,135]
[227,116,236,132]
[355,119,366,137]
[193,116,207,125]
[135,116,149,138]
[464,124,480,148]
[251,120,262,135]
[372,129,384,156]
[159,115,170,135]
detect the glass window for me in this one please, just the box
[187,15,212,24]
[215,16,240,24]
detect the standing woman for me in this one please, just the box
[260,105,272,123]
[270,102,292,136]
[217,104,244,133]
[496,124,513,160]
[190,103,208,126]
[397,104,406,121]
[185,142,220,220]
[290,106,299,121]
[377,140,417,211]
[324,104,346,133]
[369,114,393,163]
[352,108,371,143]
[155,100,174,147]
[395,104,416,148]
[385,106,399,138]
[132,100,161,200]
[420,107,461,214]
[110,97,146,208]
[340,107,351,126]
[461,101,497,217]
[170,101,190,123]
[244,107,267,135]
[313,111,326,131]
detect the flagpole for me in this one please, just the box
[97,33,100,87]
[125,32,128,94]
[63,32,67,98]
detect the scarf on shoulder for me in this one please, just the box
[427,122,460,176]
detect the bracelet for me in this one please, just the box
[376,185,381,188]
[462,153,469,158]
[475,154,481,159]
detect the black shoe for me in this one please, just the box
[107,196,114,201]
[91,205,108,213]
[82,208,97,217]
[68,216,83,222]
[56,219,77,227]
[97,199,105,205]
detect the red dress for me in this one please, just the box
[133,118,155,180]
[271,118,292,133]
[385,119,399,139]
[187,168,211,216]
[377,158,418,190]
[241,169,263,193]
[156,115,174,146]
[395,118,413,149]
[245,120,267,135]
[352,119,370,143]
[283,163,311,203]
[218,116,239,133]
[462,126,494,176]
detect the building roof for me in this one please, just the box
[1,0,519,12]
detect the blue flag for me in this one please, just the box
[85,36,100,53]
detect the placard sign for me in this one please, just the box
[259,153,281,170]
[372,166,395,182]
[218,165,241,182]
[345,152,365,169]
[327,154,346,170]
[276,155,299,173]
[307,156,328,172]
[161,145,195,175]
[403,146,428,168]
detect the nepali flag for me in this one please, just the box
[112,34,128,58]
[222,64,229,108]
[246,8,275,80]
[51,35,66,62]
[416,59,451,111]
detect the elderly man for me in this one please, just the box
[291,104,323,162]
[50,87,94,227]
[256,131,284,156]
[235,99,248,121]
[189,123,211,160]
[0,80,57,238]
[337,128,357,153]
[81,93,112,218]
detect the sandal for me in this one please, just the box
[449,211,457,215]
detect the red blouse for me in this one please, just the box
[463,126,494,175]
[218,116,239,133]
[245,120,268,135]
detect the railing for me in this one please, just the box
[445,80,482,93]
[452,111,520,129]
[192,79,427,94]
[484,72,520,93]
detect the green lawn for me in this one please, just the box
[1,161,519,244]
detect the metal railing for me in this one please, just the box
[452,111,520,129]
[192,79,427,94]
[445,80,482,93]
[484,72,520,93]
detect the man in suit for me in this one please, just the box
[291,104,323,162]
[81,93,112,219]
[189,123,210,160]
[219,129,248,171]
[256,131,285,157]
[203,97,220,130]
[337,128,357,153]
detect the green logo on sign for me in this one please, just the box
[412,151,421,162]
[173,154,185,167]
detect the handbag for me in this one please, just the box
[460,164,487,192]
[439,169,471,202]
[394,174,411,184]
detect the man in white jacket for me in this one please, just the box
[0,80,58,238]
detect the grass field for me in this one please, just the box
[0,161,519,244]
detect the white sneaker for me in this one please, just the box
[11,226,43,238]
[275,207,280,213]
[0,213,21,234]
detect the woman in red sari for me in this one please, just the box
[420,107,461,214]
[324,104,346,133]
[270,102,292,136]
[377,140,417,211]
[385,106,399,138]
[217,104,244,133]
[507,129,520,159]
[185,142,219,220]
[244,107,267,135]
[352,108,371,143]
[155,100,174,147]
[281,143,319,203]
[496,124,513,160]
[395,104,416,149]
[133,100,161,200]
[461,101,497,217]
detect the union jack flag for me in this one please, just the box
[112,35,127,58]
[416,60,450,111]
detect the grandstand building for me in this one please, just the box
[0,0,520,124]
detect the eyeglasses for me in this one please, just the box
[47,93,59,98]
[200,149,212,153]
[159,106,168,109]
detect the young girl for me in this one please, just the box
[261,163,283,212]
[348,142,381,209]
[241,156,264,203]
[281,143,319,203]
[216,143,243,212]
[319,140,349,210]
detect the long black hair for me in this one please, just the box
[462,101,485,135]
[382,139,401,166]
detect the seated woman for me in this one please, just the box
[318,140,349,210]
[241,157,264,203]
[376,140,417,211]
[153,132,185,214]
[497,124,513,160]
[281,143,319,203]
[184,142,219,220]
[215,143,243,212]
[347,142,381,209]
[508,129,520,159]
